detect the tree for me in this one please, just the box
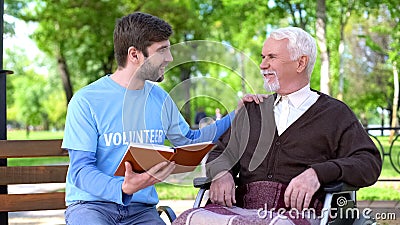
[4,47,63,132]
[7,0,124,104]
[5,0,400,129]
[334,0,357,100]
[316,0,330,95]
[341,3,398,127]
[8,0,215,123]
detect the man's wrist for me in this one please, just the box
[213,170,231,181]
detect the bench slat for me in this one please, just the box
[0,140,69,215]
[0,139,66,158]
[0,165,68,185]
[0,192,66,212]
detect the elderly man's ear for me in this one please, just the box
[296,55,308,73]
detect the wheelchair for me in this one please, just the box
[191,177,377,225]
[157,205,177,223]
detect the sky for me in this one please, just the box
[3,15,48,75]
[3,14,41,59]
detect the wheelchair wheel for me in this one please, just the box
[351,216,376,225]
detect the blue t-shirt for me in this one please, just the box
[62,76,234,206]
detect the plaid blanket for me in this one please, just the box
[172,181,322,225]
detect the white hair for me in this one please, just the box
[270,27,317,79]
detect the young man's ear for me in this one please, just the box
[127,46,141,63]
[296,55,308,73]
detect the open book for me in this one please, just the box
[114,142,216,176]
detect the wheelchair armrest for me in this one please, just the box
[157,205,177,222]
[323,182,359,193]
[193,177,212,208]
[193,177,211,189]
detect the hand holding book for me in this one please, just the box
[114,142,216,176]
[121,161,176,195]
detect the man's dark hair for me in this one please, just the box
[113,12,172,68]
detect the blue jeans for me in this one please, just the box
[65,201,166,225]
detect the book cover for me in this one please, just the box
[114,142,216,176]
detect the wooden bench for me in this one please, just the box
[0,139,178,224]
[0,139,68,221]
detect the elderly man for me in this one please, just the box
[173,27,381,225]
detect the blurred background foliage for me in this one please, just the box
[3,0,400,131]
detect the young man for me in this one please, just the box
[62,12,263,225]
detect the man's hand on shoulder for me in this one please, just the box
[121,161,175,195]
[235,94,269,114]
[209,171,236,207]
[284,168,320,210]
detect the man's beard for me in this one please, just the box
[136,60,163,82]
[263,74,280,93]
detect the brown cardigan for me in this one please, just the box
[206,92,382,188]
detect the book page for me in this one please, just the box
[175,141,212,149]
[129,143,175,152]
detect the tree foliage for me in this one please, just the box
[341,3,399,124]
[4,47,65,130]
[3,0,399,128]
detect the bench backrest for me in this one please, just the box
[0,139,68,212]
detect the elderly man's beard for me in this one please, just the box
[262,71,280,93]
[136,60,164,82]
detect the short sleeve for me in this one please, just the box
[62,94,98,152]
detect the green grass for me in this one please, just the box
[8,157,69,166]
[370,135,400,177]
[155,182,199,200]
[358,186,400,201]
[7,129,64,140]
[4,130,400,200]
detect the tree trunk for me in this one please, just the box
[337,1,354,101]
[390,62,399,142]
[316,0,330,95]
[42,113,49,131]
[57,53,73,104]
[337,40,345,101]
